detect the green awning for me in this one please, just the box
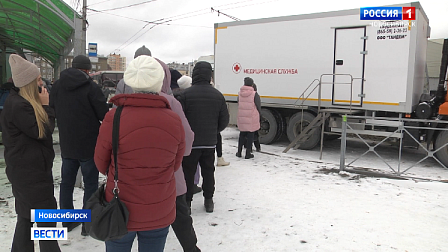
[0,0,79,65]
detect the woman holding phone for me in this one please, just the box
[0,54,60,252]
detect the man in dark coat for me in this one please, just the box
[49,55,109,234]
[179,61,229,213]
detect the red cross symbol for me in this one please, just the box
[232,63,241,74]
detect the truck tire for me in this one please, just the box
[434,130,448,167]
[286,111,320,150]
[259,108,284,144]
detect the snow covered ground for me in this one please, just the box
[0,126,447,251]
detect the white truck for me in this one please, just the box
[214,2,448,165]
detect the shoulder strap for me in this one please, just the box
[112,106,123,195]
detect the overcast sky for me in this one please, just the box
[62,0,448,64]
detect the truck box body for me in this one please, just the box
[214,2,429,114]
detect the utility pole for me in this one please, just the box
[82,0,87,55]
[73,0,87,57]
[74,0,87,188]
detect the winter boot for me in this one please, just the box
[254,141,261,152]
[204,198,214,213]
[245,147,254,159]
[217,157,230,166]
[81,223,88,236]
[236,138,244,158]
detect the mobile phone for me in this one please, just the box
[38,86,42,93]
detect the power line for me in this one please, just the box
[117,24,158,52]
[96,0,159,12]
[111,24,152,54]
[164,23,210,29]
[159,0,254,21]
[211,7,241,21]
[111,19,171,54]
[87,0,256,22]
[87,0,114,7]
[87,7,165,24]
[219,0,281,12]
[98,0,278,56]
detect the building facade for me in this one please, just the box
[167,62,194,76]
[107,53,126,71]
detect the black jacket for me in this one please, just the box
[179,62,229,147]
[50,68,108,159]
[0,88,57,218]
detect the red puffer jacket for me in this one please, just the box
[94,93,185,231]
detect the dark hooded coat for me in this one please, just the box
[0,88,57,218]
[178,62,229,147]
[50,68,109,159]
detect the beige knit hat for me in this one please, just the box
[9,54,40,88]
[124,55,164,93]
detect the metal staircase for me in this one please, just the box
[283,74,358,154]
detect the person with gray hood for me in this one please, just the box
[49,55,109,235]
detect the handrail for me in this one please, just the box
[294,78,320,107]
[294,74,358,113]
[319,73,355,113]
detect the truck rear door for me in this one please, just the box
[332,27,366,107]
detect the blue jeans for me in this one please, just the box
[59,157,99,210]
[105,226,169,252]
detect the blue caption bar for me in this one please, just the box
[31,209,91,223]
[360,7,402,20]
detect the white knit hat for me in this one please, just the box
[9,54,40,88]
[177,75,192,90]
[124,55,164,93]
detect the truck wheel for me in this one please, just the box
[259,108,284,144]
[286,111,320,150]
[434,130,448,167]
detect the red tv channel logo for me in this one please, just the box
[402,7,415,20]
[360,6,415,20]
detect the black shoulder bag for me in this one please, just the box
[84,106,129,241]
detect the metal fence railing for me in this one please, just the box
[339,115,448,180]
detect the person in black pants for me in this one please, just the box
[243,83,261,153]
[50,55,109,235]
[179,61,230,213]
[2,55,61,252]
[236,78,261,159]
[13,216,60,252]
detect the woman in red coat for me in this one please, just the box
[94,55,185,252]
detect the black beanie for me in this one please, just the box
[134,45,152,58]
[169,69,182,90]
[244,77,254,86]
[72,55,92,70]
